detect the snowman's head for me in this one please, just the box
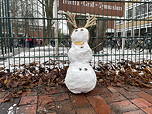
[71,28,89,42]
[65,12,97,43]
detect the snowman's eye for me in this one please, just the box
[75,29,78,32]
[84,68,88,71]
[81,29,84,31]
[79,68,82,71]
[80,46,83,48]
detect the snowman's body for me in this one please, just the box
[65,28,97,94]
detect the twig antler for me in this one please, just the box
[65,11,78,29]
[84,16,97,28]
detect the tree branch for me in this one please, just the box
[37,0,46,6]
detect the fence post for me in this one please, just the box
[54,0,59,57]
[0,1,3,55]
[6,0,13,53]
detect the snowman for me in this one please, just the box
[65,12,97,94]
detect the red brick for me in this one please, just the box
[51,93,69,102]
[111,100,139,113]
[140,88,152,95]
[86,87,112,97]
[138,91,152,104]
[87,95,112,114]
[55,100,75,114]
[105,93,127,104]
[38,95,53,111]
[141,107,152,114]
[21,91,37,97]
[107,86,118,93]
[70,94,90,108]
[131,98,152,108]
[16,104,36,114]
[47,112,57,114]
[123,110,146,114]
[76,107,96,114]
[19,96,37,105]
[124,86,141,92]
[45,87,67,95]
[116,87,139,99]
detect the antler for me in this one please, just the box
[84,16,97,28]
[65,11,78,29]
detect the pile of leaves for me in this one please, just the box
[96,59,152,88]
[0,59,152,98]
[0,63,67,90]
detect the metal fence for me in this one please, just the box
[0,0,152,70]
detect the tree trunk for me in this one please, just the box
[89,19,107,53]
[44,0,54,45]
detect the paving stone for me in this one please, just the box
[140,88,152,96]
[45,87,67,95]
[19,96,37,105]
[123,110,146,114]
[124,86,141,92]
[16,104,37,114]
[138,91,152,104]
[47,112,57,114]
[107,86,118,93]
[21,91,37,97]
[70,94,90,108]
[38,95,53,112]
[55,100,75,114]
[76,107,96,114]
[116,87,139,99]
[87,95,112,114]
[131,98,152,108]
[51,93,69,102]
[111,100,139,113]
[141,106,152,114]
[0,98,20,114]
[86,87,112,97]
[105,93,127,104]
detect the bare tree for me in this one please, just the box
[11,0,42,36]
[38,0,54,40]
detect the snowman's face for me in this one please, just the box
[71,28,89,42]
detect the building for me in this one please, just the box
[59,0,125,36]
[115,0,152,37]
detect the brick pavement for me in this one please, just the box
[0,86,152,114]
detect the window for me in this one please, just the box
[126,8,133,19]
[135,4,147,18]
[127,30,131,37]
[134,29,139,37]
[148,3,152,15]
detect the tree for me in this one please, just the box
[11,0,42,36]
[38,0,54,42]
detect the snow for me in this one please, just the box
[64,28,97,94]
[0,46,151,71]
[8,104,17,114]
[65,62,96,93]
[68,42,92,63]
[0,45,69,71]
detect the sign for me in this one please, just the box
[59,0,125,17]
